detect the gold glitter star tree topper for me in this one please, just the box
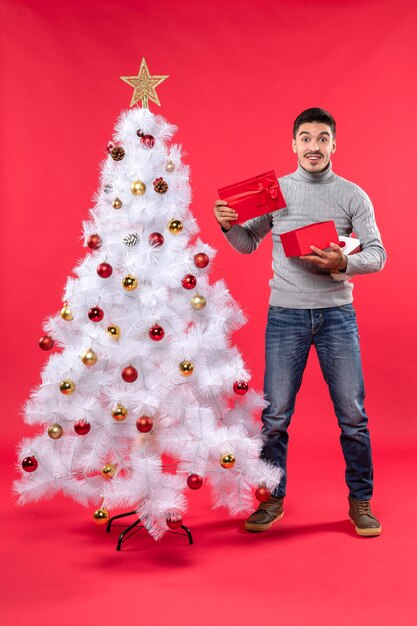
[120,58,169,108]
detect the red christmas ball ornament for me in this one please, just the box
[187,474,203,490]
[148,232,164,247]
[255,486,271,503]
[74,419,91,435]
[141,134,155,149]
[39,335,54,351]
[87,234,102,250]
[96,262,113,278]
[122,365,138,383]
[233,381,249,395]
[149,324,165,341]
[194,252,209,269]
[88,306,104,322]
[166,513,183,530]
[22,456,38,472]
[136,416,153,433]
[181,274,197,290]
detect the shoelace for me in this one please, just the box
[258,499,280,511]
[353,500,371,515]
[258,502,272,511]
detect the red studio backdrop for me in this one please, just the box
[1,1,417,625]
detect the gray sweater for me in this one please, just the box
[223,162,386,308]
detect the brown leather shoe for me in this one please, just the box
[245,496,284,532]
[348,497,382,537]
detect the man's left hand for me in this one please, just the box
[299,242,348,272]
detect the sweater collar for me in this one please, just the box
[293,161,335,184]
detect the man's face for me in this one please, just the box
[292,122,336,173]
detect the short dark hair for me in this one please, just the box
[293,108,336,138]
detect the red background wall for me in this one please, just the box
[2,0,415,449]
[2,1,417,624]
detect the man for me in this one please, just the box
[213,108,386,537]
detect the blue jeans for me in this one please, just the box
[261,304,373,500]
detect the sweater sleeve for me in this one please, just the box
[222,213,273,254]
[345,186,387,275]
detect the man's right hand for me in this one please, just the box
[213,200,238,231]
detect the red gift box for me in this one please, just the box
[218,170,286,224]
[280,220,339,257]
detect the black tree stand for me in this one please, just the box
[106,510,193,550]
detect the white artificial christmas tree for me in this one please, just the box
[15,60,282,540]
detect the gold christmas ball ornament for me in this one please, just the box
[93,509,109,525]
[166,160,175,173]
[101,463,116,480]
[48,423,64,439]
[122,275,138,291]
[59,379,75,395]
[191,294,206,310]
[179,360,194,377]
[81,348,98,367]
[106,324,120,340]
[168,219,183,235]
[130,180,146,196]
[111,404,128,421]
[60,304,73,321]
[220,453,236,469]
[112,197,123,209]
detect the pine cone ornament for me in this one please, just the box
[111,146,125,161]
[123,233,140,247]
[153,177,168,194]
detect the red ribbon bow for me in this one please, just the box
[227,179,279,206]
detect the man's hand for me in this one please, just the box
[299,242,348,272]
[213,200,238,231]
